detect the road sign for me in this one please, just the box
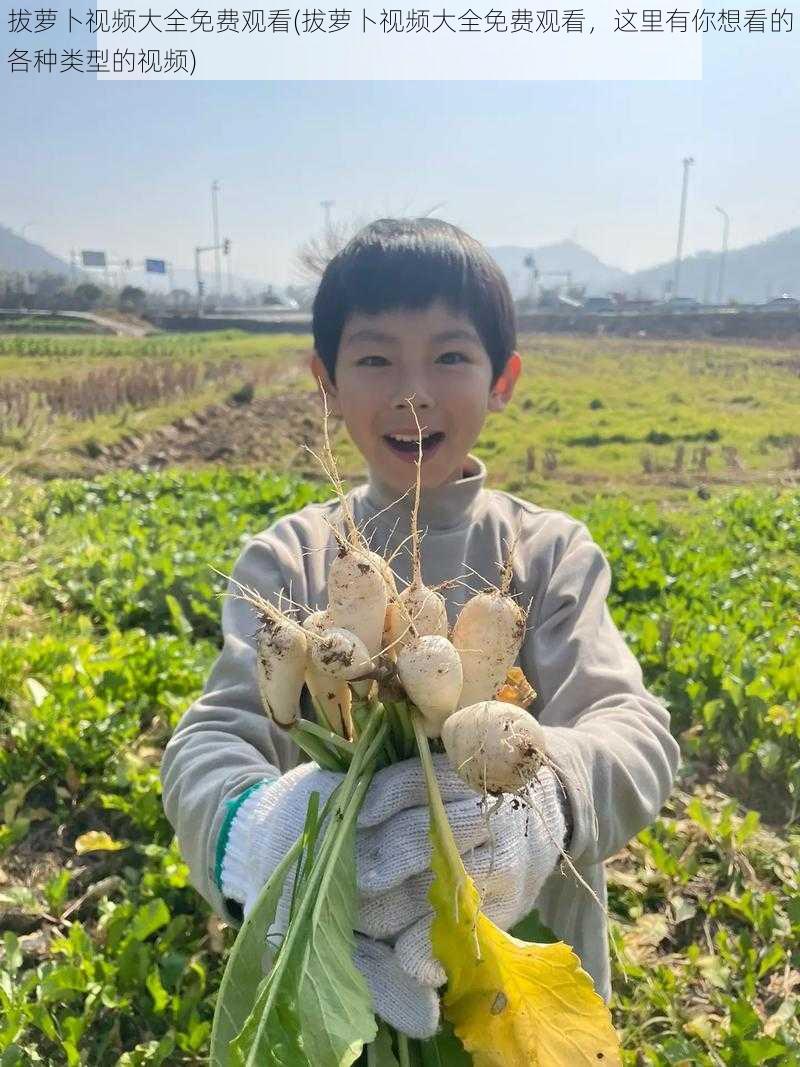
[146,259,167,274]
[81,250,106,268]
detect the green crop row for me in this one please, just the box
[23,469,330,637]
[1,470,798,1063]
[19,470,800,819]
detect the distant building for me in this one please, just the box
[580,296,616,313]
[663,296,702,312]
[609,291,659,312]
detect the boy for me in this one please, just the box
[161,218,680,1039]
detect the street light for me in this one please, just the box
[211,180,222,301]
[673,156,695,298]
[714,205,730,306]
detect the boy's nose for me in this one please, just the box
[390,384,434,411]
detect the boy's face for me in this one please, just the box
[311,300,520,492]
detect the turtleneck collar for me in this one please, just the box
[360,454,487,532]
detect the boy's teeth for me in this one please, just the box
[384,430,444,454]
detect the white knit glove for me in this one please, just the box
[219,763,440,1039]
[356,754,569,988]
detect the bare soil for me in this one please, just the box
[75,387,329,479]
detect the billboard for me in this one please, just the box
[81,250,107,268]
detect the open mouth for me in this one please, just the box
[383,431,446,459]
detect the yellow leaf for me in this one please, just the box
[74,831,126,854]
[429,818,622,1067]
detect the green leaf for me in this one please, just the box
[659,1037,703,1064]
[739,1037,790,1064]
[1,933,22,976]
[43,870,72,914]
[508,910,559,945]
[210,835,303,1064]
[41,965,87,1002]
[0,1048,27,1067]
[29,1003,58,1042]
[417,1019,473,1066]
[165,593,193,636]
[118,1036,176,1066]
[757,943,785,979]
[130,899,171,942]
[118,941,151,989]
[367,1022,400,1066]
[146,967,170,1013]
[223,710,387,1067]
[236,781,377,1067]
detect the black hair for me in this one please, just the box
[312,218,517,385]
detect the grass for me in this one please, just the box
[0,330,312,378]
[0,315,110,335]
[4,331,799,506]
[333,333,800,508]
[0,331,316,472]
[489,336,800,492]
[0,468,797,1064]
[0,330,798,1062]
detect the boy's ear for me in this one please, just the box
[488,352,522,412]
[309,352,342,416]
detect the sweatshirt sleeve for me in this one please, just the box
[520,521,681,868]
[160,532,304,922]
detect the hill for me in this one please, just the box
[625,226,800,303]
[0,224,72,275]
[4,221,799,305]
[489,240,628,298]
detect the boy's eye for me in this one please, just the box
[437,351,469,365]
[356,355,389,367]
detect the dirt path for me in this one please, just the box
[61,312,156,337]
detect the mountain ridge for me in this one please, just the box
[2,223,798,304]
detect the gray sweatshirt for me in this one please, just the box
[161,456,680,1001]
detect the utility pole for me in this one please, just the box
[523,254,538,304]
[714,205,730,306]
[211,180,222,302]
[223,238,232,301]
[673,156,695,299]
[321,200,334,232]
[195,242,223,315]
[195,247,202,315]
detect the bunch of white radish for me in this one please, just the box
[212,397,620,1067]
[249,538,390,739]
[247,407,394,740]
[441,700,547,796]
[239,396,551,803]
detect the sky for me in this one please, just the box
[2,18,799,287]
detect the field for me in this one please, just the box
[3,331,799,497]
[0,317,109,336]
[1,329,799,1065]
